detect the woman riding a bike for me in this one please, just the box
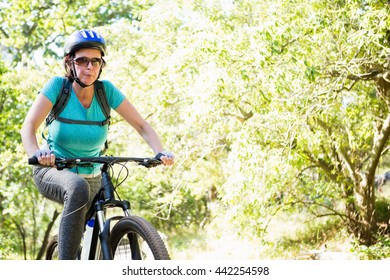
[20,29,174,260]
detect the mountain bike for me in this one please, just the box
[28,155,170,260]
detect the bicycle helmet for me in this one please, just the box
[64,29,106,56]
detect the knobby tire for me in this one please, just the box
[110,216,170,260]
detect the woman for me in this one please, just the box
[20,29,174,259]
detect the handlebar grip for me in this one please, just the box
[28,156,39,165]
[155,153,164,160]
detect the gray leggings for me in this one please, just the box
[33,167,101,260]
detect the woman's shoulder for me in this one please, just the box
[99,79,124,96]
[100,79,116,89]
[43,76,67,91]
[40,76,67,104]
[99,79,126,109]
[48,76,67,84]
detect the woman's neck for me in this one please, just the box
[73,83,94,108]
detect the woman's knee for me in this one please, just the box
[65,177,90,205]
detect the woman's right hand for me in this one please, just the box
[35,149,56,166]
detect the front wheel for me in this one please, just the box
[110,216,170,260]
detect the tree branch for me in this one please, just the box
[367,112,390,184]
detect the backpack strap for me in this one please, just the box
[94,80,111,126]
[94,80,111,152]
[45,77,71,126]
[47,79,111,126]
[43,78,111,151]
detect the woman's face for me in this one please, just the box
[72,48,103,86]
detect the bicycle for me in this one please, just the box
[28,155,170,260]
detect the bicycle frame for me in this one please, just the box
[80,161,132,260]
[28,155,164,260]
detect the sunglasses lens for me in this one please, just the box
[74,57,102,67]
[75,57,88,66]
[90,58,102,66]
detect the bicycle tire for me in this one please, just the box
[45,235,59,260]
[110,216,170,260]
[46,234,84,260]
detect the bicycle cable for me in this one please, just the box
[109,161,130,203]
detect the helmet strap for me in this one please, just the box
[70,62,95,88]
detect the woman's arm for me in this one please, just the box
[20,93,55,165]
[115,98,174,165]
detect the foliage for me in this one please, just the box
[351,234,390,260]
[0,0,152,64]
[3,0,390,259]
[264,216,348,259]
[0,64,57,259]
[375,197,390,226]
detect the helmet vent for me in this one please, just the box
[80,29,101,39]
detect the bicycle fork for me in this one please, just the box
[94,164,132,260]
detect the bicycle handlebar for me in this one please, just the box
[28,156,162,169]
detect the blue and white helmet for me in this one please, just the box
[64,29,106,56]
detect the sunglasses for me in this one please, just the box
[73,57,103,67]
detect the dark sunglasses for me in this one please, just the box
[73,57,103,67]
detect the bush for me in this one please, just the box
[375,198,390,236]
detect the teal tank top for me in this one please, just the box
[40,76,125,175]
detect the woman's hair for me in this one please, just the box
[63,55,73,80]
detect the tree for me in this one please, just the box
[106,0,390,246]
[0,0,150,64]
[0,62,58,259]
[279,0,390,245]
[207,0,390,245]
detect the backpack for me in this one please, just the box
[43,77,111,151]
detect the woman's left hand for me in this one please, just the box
[156,151,175,166]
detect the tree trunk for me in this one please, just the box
[346,71,390,245]
[352,177,376,245]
